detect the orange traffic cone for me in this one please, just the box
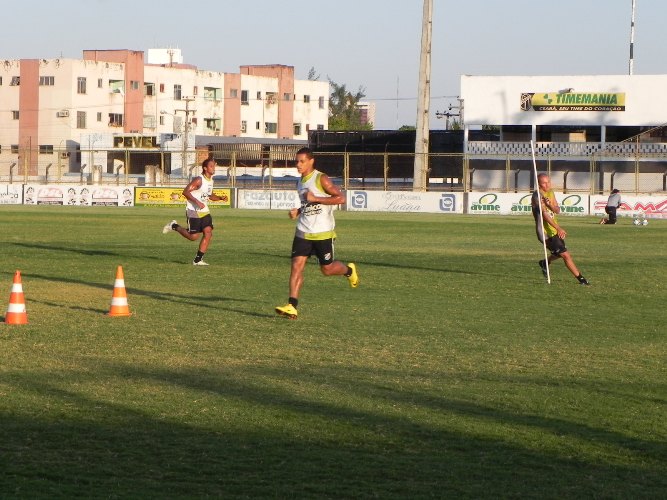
[107,266,131,317]
[5,270,28,324]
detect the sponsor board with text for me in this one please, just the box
[0,184,23,205]
[134,187,231,207]
[347,191,461,213]
[237,190,300,210]
[591,195,667,218]
[23,184,134,206]
[467,193,588,215]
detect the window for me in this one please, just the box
[230,89,238,98]
[317,124,324,131]
[77,77,87,94]
[130,80,139,90]
[159,83,165,93]
[257,91,262,100]
[283,93,291,101]
[293,123,302,136]
[144,115,156,128]
[39,76,55,86]
[10,76,20,86]
[204,87,221,101]
[98,78,103,88]
[11,145,19,154]
[109,113,123,127]
[241,90,249,105]
[77,111,86,129]
[0,77,3,85]
[174,84,182,100]
[193,86,198,96]
[97,112,102,122]
[39,145,54,155]
[256,121,260,130]
[109,79,124,94]
[205,118,221,132]
[159,115,165,125]
[241,120,247,133]
[266,92,277,104]
[303,95,310,104]
[144,82,155,96]
[265,122,277,134]
[318,96,325,109]
[12,111,19,120]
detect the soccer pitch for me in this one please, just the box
[1,206,665,498]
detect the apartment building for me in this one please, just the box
[0,49,329,178]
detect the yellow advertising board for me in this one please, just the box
[521,92,625,111]
[134,187,232,207]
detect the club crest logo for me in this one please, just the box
[520,93,534,111]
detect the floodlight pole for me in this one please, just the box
[629,0,636,75]
[413,0,432,191]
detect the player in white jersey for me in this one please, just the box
[275,148,359,320]
[162,158,226,265]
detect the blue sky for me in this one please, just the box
[3,0,665,129]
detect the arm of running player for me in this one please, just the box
[305,174,345,205]
[182,177,204,209]
[209,192,226,202]
[541,209,567,239]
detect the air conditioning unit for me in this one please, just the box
[57,110,69,117]
[60,152,70,159]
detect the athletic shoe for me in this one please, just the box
[347,263,359,288]
[275,304,298,319]
[578,277,591,286]
[538,260,548,279]
[192,260,209,266]
[162,219,177,234]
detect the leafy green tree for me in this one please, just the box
[327,79,373,131]
[399,125,416,131]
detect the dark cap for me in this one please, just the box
[612,189,620,193]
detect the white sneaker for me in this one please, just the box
[162,220,177,234]
[192,260,209,266]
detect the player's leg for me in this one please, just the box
[560,250,590,285]
[276,237,311,319]
[315,239,358,287]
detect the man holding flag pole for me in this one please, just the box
[530,171,591,286]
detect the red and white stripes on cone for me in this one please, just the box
[5,270,28,324]
[107,265,131,317]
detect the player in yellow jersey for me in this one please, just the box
[531,173,590,285]
[275,148,358,319]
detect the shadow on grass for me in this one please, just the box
[246,251,504,277]
[3,272,254,312]
[1,363,664,498]
[9,242,184,264]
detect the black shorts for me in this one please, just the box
[291,236,335,266]
[187,214,213,234]
[546,236,567,256]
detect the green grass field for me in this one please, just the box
[1,206,665,498]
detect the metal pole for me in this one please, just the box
[629,0,636,75]
[413,0,432,192]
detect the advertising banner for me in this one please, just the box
[134,187,231,207]
[590,195,667,219]
[467,192,589,216]
[347,190,462,214]
[23,184,133,206]
[237,190,300,210]
[0,184,23,205]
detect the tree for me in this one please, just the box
[327,78,373,131]
[307,67,320,81]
